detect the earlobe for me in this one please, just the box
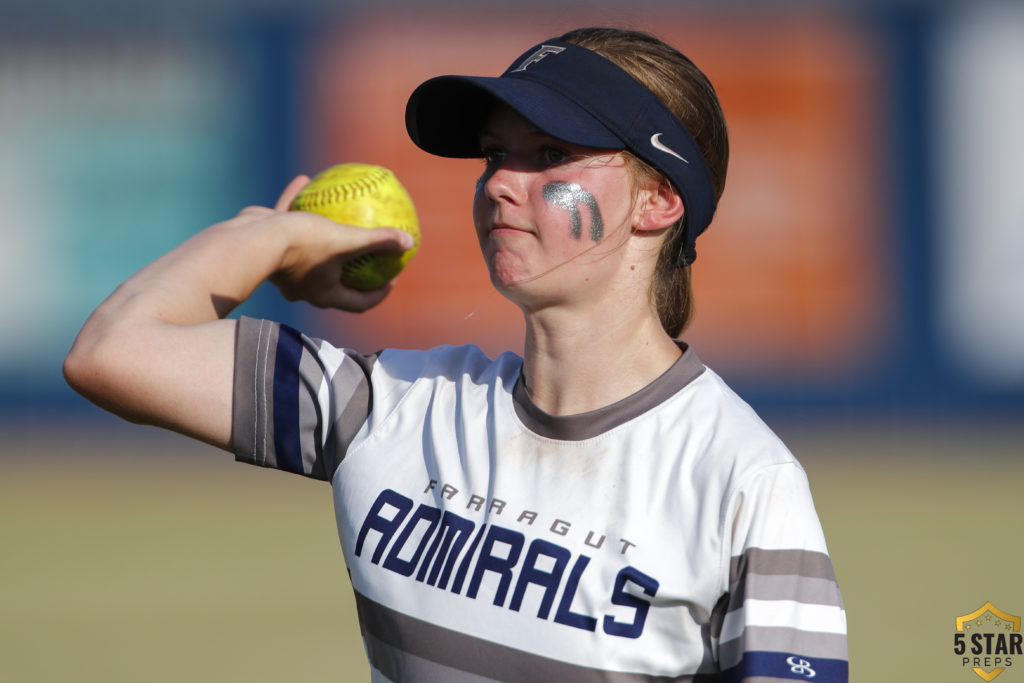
[634,182,685,232]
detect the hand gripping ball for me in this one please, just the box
[290,163,420,290]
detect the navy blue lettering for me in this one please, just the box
[451,523,488,594]
[554,554,598,632]
[382,504,442,576]
[354,489,413,564]
[603,566,659,638]
[509,539,570,619]
[358,487,662,641]
[416,510,475,588]
[467,526,526,607]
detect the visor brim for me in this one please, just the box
[406,75,625,158]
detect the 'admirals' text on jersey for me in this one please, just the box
[356,487,659,639]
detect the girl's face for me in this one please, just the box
[472,103,645,308]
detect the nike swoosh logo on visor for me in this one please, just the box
[651,133,689,164]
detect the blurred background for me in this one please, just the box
[1,0,1021,681]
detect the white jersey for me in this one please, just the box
[233,317,847,682]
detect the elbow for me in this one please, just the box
[63,338,107,403]
[63,321,170,427]
[63,331,134,419]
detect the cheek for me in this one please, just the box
[541,181,606,243]
[471,180,489,241]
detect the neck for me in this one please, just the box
[519,304,681,416]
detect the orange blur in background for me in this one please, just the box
[300,11,887,383]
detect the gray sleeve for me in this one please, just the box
[232,316,378,482]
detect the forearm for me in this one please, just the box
[88,214,288,330]
[64,214,289,448]
[64,175,413,450]
[67,192,415,450]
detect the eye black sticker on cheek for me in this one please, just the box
[543,182,604,242]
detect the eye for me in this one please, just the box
[541,146,571,166]
[482,147,506,167]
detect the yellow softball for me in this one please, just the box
[290,163,420,290]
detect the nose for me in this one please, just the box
[479,163,529,206]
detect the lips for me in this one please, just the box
[488,221,533,236]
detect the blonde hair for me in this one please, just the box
[559,27,729,337]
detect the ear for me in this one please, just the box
[633,180,684,232]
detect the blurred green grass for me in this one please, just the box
[783,420,1024,683]
[0,424,369,683]
[1,420,1021,682]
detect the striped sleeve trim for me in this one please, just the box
[232,317,376,481]
[713,548,847,682]
[719,600,847,644]
[731,574,844,609]
[354,589,720,683]
[233,317,279,469]
[719,628,847,669]
[729,548,837,584]
[719,651,848,683]
[319,346,377,474]
[271,321,307,475]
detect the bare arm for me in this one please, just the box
[63,176,415,451]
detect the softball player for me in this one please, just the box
[66,26,847,682]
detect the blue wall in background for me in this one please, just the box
[1,2,1020,419]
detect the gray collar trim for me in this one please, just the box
[511,344,706,441]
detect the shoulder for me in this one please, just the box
[237,317,522,388]
[677,363,797,471]
[376,344,522,385]
[363,344,523,416]
[685,369,832,554]
[663,361,816,540]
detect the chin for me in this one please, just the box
[488,252,530,289]
[488,266,543,311]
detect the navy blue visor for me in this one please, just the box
[405,39,717,265]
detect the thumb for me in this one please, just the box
[346,226,416,256]
[276,174,312,212]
